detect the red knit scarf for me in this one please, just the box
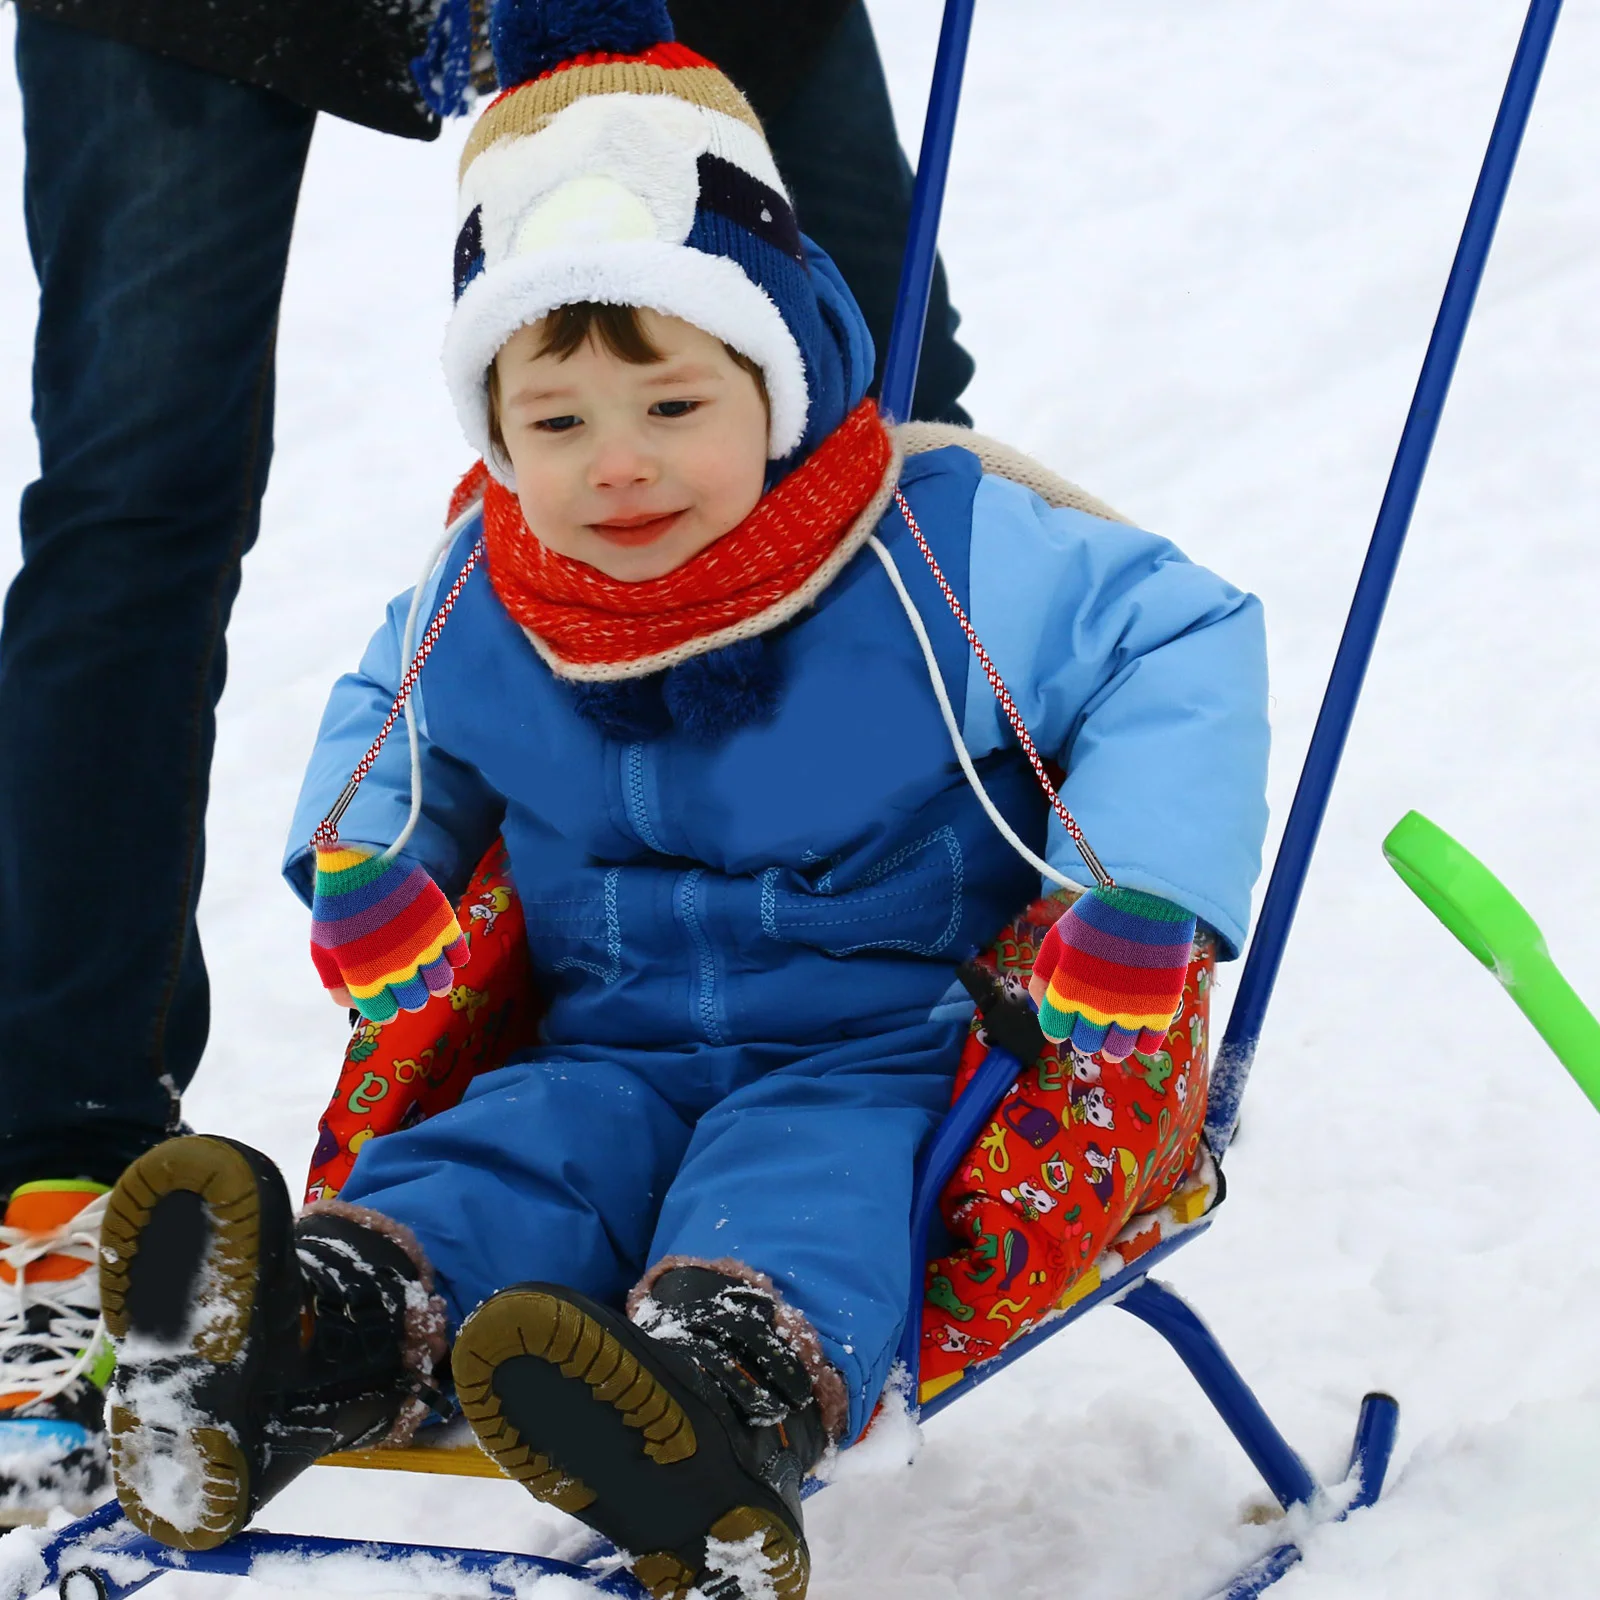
[474,399,892,673]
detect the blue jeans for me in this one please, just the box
[0,13,315,1189]
[0,6,972,1193]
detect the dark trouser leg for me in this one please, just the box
[0,15,315,1191]
[764,0,975,426]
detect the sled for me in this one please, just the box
[19,0,1567,1595]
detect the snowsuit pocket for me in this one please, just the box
[759,826,965,957]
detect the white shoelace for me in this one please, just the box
[0,1192,111,1407]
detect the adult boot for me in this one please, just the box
[453,1265,834,1600]
[99,1135,445,1550]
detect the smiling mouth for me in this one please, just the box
[588,510,686,547]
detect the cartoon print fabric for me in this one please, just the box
[919,895,1213,1391]
[303,840,541,1202]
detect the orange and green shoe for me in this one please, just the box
[0,1180,113,1526]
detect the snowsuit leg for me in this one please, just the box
[337,1057,695,1326]
[340,1018,966,1434]
[644,1017,965,1443]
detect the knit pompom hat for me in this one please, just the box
[445,0,862,486]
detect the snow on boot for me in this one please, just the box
[99,1136,444,1550]
[0,1181,113,1525]
[453,1266,829,1600]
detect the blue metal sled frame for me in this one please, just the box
[25,0,1567,1594]
[33,1058,1399,1600]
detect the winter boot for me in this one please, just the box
[99,1135,446,1550]
[0,1181,114,1525]
[453,1266,832,1600]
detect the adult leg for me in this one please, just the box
[764,0,976,426]
[645,1018,964,1443]
[0,15,315,1190]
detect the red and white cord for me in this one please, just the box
[883,488,1112,890]
[314,529,485,850]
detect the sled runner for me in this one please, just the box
[18,0,1567,1595]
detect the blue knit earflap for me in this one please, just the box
[490,0,675,86]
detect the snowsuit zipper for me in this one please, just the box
[623,741,725,1043]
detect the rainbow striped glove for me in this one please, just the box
[1029,887,1196,1061]
[310,847,469,1024]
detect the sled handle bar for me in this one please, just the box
[878,0,976,423]
[1383,810,1600,1108]
[1206,0,1566,1157]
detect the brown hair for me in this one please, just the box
[486,301,768,457]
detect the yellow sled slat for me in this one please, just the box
[318,1442,504,1479]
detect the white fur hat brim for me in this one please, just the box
[443,240,810,485]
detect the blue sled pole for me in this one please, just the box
[878,0,977,423]
[1206,0,1565,1157]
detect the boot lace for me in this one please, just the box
[0,1192,110,1406]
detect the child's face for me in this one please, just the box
[494,311,769,583]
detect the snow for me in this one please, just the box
[0,1527,46,1600]
[244,1547,599,1600]
[814,1370,920,1486]
[702,1530,782,1600]
[2,0,1599,1596]
[103,1380,219,1539]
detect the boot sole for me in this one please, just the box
[100,1138,272,1551]
[453,1288,808,1600]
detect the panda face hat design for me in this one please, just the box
[444,3,830,486]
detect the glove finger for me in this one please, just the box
[420,948,460,996]
[390,971,435,1014]
[1067,1013,1112,1056]
[1035,992,1080,1043]
[352,986,400,1025]
[1098,1023,1139,1062]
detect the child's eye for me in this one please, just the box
[535,415,581,433]
[651,399,700,419]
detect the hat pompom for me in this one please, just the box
[490,0,675,87]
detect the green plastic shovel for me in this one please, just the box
[1382,810,1600,1111]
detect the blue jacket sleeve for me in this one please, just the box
[960,475,1270,958]
[282,584,505,909]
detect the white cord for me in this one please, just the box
[866,534,1077,892]
[0,1192,110,1406]
[380,504,483,864]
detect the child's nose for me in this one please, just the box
[589,434,657,490]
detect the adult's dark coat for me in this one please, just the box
[12,0,856,141]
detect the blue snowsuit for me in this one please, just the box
[285,447,1269,1441]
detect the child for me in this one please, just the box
[97,3,1270,1597]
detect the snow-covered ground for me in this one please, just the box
[3,2,1599,1595]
